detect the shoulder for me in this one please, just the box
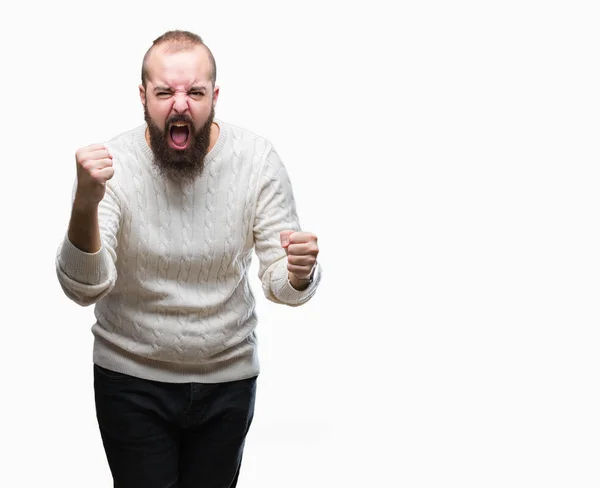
[218,119,274,159]
[100,125,152,196]
[103,125,147,163]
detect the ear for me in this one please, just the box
[212,85,220,107]
[139,84,146,106]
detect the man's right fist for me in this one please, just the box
[74,144,114,206]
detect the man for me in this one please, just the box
[56,30,321,488]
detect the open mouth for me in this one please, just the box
[169,122,190,150]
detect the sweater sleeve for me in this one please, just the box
[55,182,121,306]
[253,147,322,306]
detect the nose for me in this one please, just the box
[172,93,189,114]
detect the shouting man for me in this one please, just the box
[56,30,321,488]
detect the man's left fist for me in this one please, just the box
[280,230,319,283]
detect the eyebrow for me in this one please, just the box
[153,85,208,93]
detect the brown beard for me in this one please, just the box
[144,102,215,184]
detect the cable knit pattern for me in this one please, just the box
[55,120,321,383]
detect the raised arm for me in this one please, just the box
[56,144,120,306]
[253,147,321,306]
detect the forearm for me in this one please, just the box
[68,198,101,253]
[58,194,119,306]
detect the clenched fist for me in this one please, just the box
[74,144,114,207]
[280,230,319,289]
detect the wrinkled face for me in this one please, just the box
[140,44,219,182]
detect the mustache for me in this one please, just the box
[166,114,194,127]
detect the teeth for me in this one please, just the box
[172,122,188,127]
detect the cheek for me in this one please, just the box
[190,101,213,122]
[147,103,171,127]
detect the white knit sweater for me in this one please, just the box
[56,120,321,383]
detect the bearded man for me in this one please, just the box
[56,30,321,488]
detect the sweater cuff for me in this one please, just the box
[270,261,321,305]
[57,236,111,285]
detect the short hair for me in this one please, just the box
[141,30,217,88]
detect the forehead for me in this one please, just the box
[145,44,212,86]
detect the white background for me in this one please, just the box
[1,0,599,486]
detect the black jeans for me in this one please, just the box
[94,364,257,488]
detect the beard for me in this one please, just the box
[144,103,215,184]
